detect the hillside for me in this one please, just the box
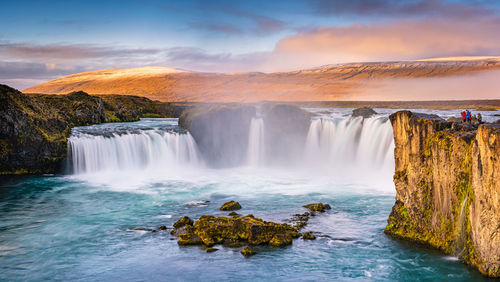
[24,57,500,102]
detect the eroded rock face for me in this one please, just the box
[0,84,181,174]
[178,103,312,167]
[178,104,256,167]
[386,111,500,277]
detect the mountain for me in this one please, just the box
[24,57,500,102]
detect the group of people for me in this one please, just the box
[460,110,482,124]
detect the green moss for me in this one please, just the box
[393,169,408,182]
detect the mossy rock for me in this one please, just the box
[178,231,203,245]
[206,247,219,253]
[174,214,296,247]
[269,233,293,247]
[303,203,331,212]
[158,225,167,230]
[173,216,194,228]
[228,211,240,216]
[241,246,257,257]
[302,232,316,240]
[220,201,242,211]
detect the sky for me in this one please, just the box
[1,0,500,89]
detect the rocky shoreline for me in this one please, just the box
[385,111,499,277]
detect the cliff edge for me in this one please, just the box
[386,110,499,277]
[0,84,181,174]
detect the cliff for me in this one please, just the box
[0,84,181,174]
[179,103,311,167]
[386,111,500,277]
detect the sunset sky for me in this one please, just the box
[1,0,500,89]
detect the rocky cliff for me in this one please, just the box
[386,111,499,277]
[0,84,182,174]
[179,103,311,167]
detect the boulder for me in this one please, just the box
[173,216,194,228]
[220,201,242,211]
[303,203,331,212]
[206,247,219,253]
[302,232,316,240]
[352,107,377,118]
[241,246,257,257]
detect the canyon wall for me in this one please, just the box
[386,111,499,277]
[0,84,182,174]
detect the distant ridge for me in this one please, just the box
[24,58,500,102]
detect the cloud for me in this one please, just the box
[310,0,497,19]
[273,18,500,66]
[0,42,162,62]
[0,61,85,79]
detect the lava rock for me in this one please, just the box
[302,232,316,240]
[241,246,257,257]
[220,201,242,211]
[173,216,194,228]
[206,247,219,253]
[303,203,331,212]
[352,107,377,118]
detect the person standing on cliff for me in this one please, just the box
[477,113,483,124]
[466,110,472,123]
[461,111,466,122]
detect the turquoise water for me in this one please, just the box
[0,116,491,281]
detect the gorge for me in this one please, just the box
[0,84,499,279]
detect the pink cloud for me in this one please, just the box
[273,18,500,66]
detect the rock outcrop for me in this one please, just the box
[0,84,181,174]
[178,103,311,167]
[352,107,377,118]
[386,111,500,277]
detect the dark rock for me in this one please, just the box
[261,104,312,164]
[206,247,219,253]
[178,104,256,167]
[158,225,167,230]
[303,203,331,212]
[170,225,193,236]
[352,107,377,118]
[173,216,194,228]
[220,201,242,211]
[302,232,316,240]
[241,246,257,257]
[228,211,240,216]
[178,232,203,245]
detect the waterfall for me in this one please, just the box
[303,116,395,176]
[246,117,265,166]
[68,131,201,174]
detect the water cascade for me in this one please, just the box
[303,116,394,177]
[68,130,200,174]
[246,117,265,166]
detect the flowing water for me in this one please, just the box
[1,109,496,281]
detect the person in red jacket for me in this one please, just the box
[461,111,466,123]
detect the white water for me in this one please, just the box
[67,115,395,192]
[301,116,394,183]
[68,131,200,174]
[246,117,265,166]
